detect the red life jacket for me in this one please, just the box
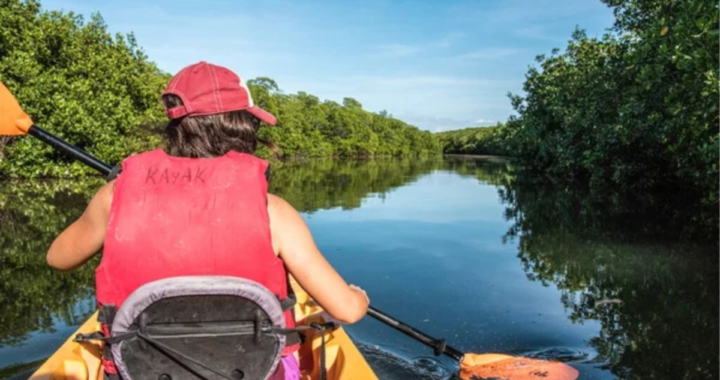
[96,148,299,373]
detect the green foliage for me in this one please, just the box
[0,179,100,347]
[443,156,513,186]
[498,174,718,380]
[269,156,443,212]
[500,0,719,204]
[0,0,169,178]
[250,87,442,159]
[436,124,510,156]
[0,0,440,178]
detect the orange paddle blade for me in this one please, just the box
[0,82,33,136]
[460,353,579,380]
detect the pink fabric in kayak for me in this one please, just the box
[281,355,300,380]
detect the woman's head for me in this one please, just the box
[162,94,261,157]
[160,62,277,158]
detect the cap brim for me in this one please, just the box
[246,106,277,126]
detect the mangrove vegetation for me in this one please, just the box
[0,0,440,179]
[441,0,719,215]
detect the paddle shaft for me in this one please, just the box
[367,306,464,362]
[28,124,113,176]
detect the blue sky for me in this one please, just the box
[42,0,615,131]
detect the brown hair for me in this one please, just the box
[161,94,277,158]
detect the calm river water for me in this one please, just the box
[0,157,717,380]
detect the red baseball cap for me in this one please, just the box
[162,61,277,125]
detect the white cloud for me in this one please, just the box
[374,44,423,57]
[353,75,505,87]
[374,32,465,57]
[448,0,609,26]
[433,32,466,48]
[453,48,523,61]
[397,114,479,132]
[514,26,566,42]
[399,116,498,133]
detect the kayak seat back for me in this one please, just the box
[108,276,288,380]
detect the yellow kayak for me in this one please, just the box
[30,278,378,380]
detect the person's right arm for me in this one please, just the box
[268,194,369,324]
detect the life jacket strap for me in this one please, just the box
[277,293,303,346]
[97,305,118,375]
[279,293,297,310]
[74,331,137,345]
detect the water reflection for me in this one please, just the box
[496,172,719,380]
[0,180,100,348]
[269,156,444,212]
[0,157,716,380]
[0,156,446,377]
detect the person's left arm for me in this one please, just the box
[46,180,114,271]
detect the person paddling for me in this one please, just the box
[46,61,370,380]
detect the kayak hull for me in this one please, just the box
[30,278,378,380]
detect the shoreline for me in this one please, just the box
[443,154,511,163]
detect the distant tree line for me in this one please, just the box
[0,0,440,178]
[441,0,718,206]
[437,124,509,156]
[247,78,440,159]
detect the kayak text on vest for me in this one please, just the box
[145,166,208,185]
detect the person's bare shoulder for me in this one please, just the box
[267,193,284,210]
[267,193,297,220]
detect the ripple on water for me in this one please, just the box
[358,343,456,380]
[522,347,591,363]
